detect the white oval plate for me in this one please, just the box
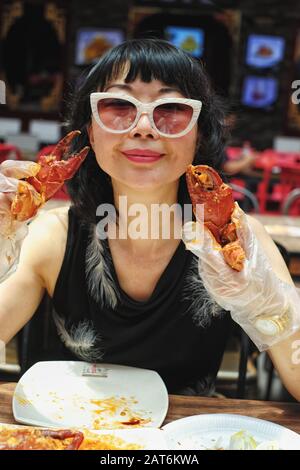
[162,414,300,450]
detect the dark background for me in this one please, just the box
[0,0,300,149]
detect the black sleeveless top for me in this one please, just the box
[52,208,232,394]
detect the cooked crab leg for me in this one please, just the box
[10,130,89,221]
[186,164,246,271]
[27,130,89,200]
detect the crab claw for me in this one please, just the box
[44,130,82,162]
[186,164,234,234]
[27,130,89,200]
[186,164,245,271]
[11,181,44,222]
[41,429,84,450]
[186,164,224,193]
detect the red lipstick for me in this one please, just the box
[121,149,164,163]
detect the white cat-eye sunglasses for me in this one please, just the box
[90,92,202,138]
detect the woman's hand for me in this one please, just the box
[0,160,41,282]
[182,204,300,351]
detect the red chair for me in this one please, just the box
[256,150,300,213]
[0,144,22,163]
[255,150,278,213]
[226,146,243,160]
[282,188,300,216]
[230,177,246,202]
[37,145,70,200]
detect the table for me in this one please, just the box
[1,382,300,434]
[253,214,300,255]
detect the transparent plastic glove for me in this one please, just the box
[182,204,300,351]
[0,160,41,283]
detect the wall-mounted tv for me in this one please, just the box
[241,76,279,108]
[75,28,125,65]
[165,26,205,58]
[245,34,285,69]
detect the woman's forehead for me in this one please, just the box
[104,74,182,97]
[103,60,181,91]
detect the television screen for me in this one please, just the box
[241,76,279,108]
[245,34,285,68]
[165,26,204,58]
[75,29,125,65]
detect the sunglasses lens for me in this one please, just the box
[97,98,137,131]
[153,103,194,135]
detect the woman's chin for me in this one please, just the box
[110,172,172,192]
[118,179,166,191]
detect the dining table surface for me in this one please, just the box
[1,381,300,434]
[253,213,300,254]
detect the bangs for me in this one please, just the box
[94,39,195,97]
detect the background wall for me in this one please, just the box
[1,0,300,149]
[67,0,300,149]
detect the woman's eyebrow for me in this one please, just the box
[158,87,181,94]
[104,84,181,94]
[105,84,132,92]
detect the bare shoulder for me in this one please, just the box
[24,206,69,249]
[19,206,69,295]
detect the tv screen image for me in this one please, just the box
[245,34,285,68]
[165,26,205,58]
[75,29,125,65]
[241,76,279,108]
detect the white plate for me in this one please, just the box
[13,361,168,429]
[0,423,168,450]
[162,414,300,450]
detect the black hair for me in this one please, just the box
[66,38,228,224]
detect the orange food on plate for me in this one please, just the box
[0,425,143,450]
[79,431,142,450]
[0,427,84,450]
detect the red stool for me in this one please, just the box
[0,144,22,163]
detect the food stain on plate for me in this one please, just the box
[89,396,152,429]
[14,395,32,407]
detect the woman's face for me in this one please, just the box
[88,76,199,191]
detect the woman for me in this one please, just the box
[0,39,299,398]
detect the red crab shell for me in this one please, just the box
[11,130,89,221]
[186,164,245,271]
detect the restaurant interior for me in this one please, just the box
[0,0,300,406]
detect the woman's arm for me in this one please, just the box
[247,216,300,400]
[0,208,68,344]
[223,153,256,176]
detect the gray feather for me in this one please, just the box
[85,225,119,309]
[53,310,104,362]
[182,256,223,328]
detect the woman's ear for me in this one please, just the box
[87,123,95,150]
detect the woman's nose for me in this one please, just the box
[129,112,160,139]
